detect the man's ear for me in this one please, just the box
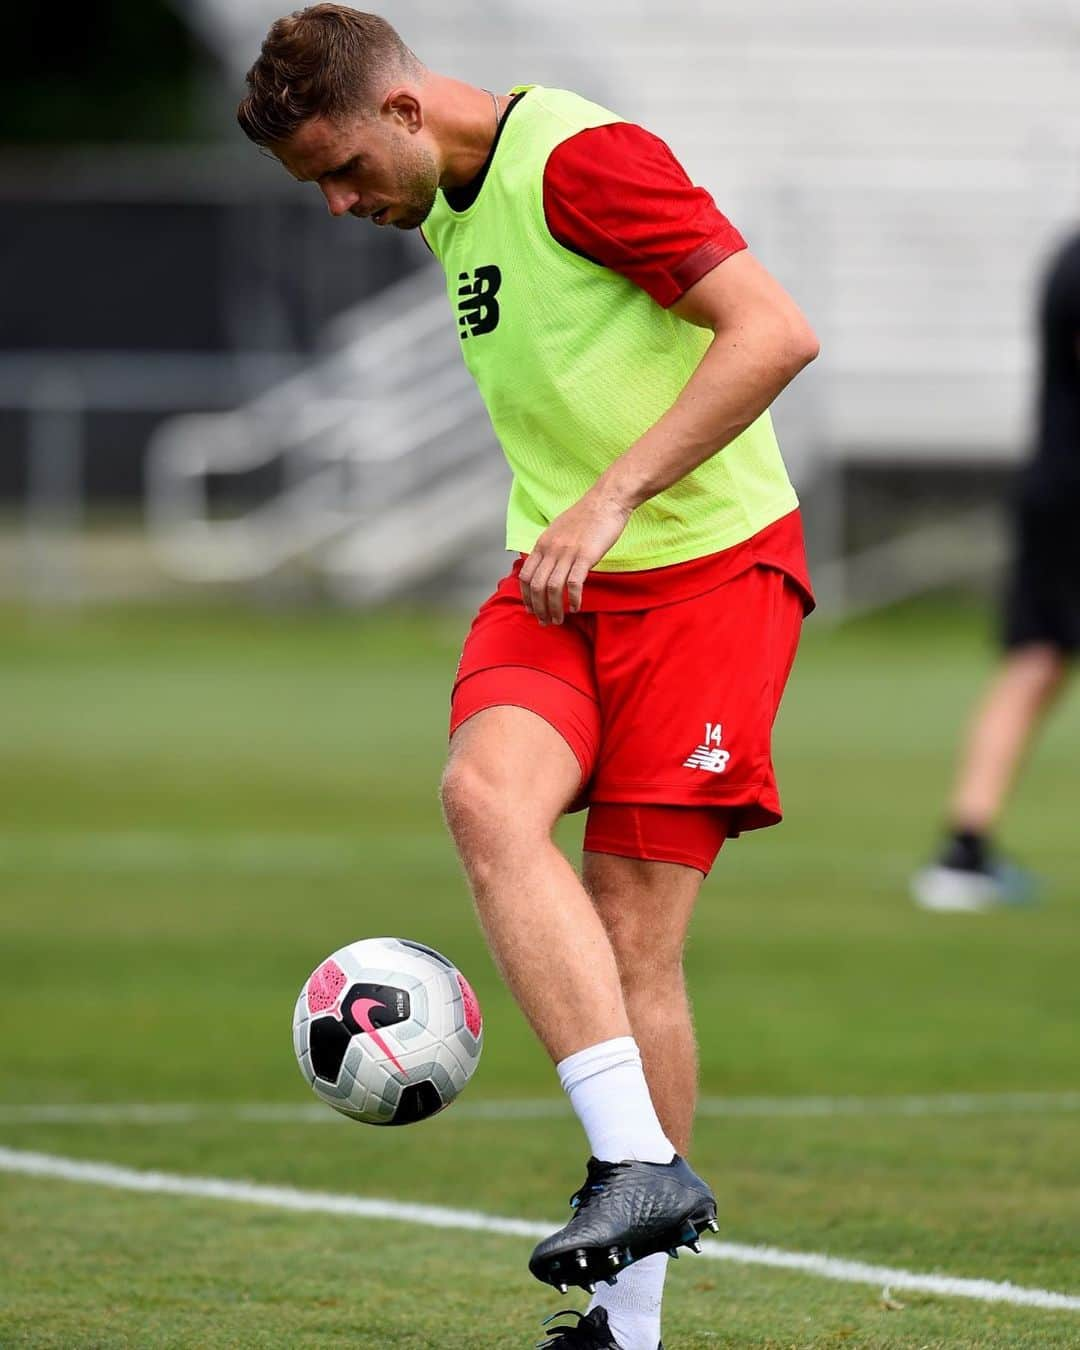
[384,87,423,132]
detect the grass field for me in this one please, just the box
[1,598,1078,1348]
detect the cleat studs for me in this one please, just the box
[556,1283,567,1295]
[608,1248,621,1268]
[575,1252,589,1271]
[667,1248,679,1259]
[688,1241,701,1254]
[583,1282,595,1295]
[707,1218,720,1233]
[604,1277,618,1287]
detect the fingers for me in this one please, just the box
[544,556,571,625]
[519,548,574,624]
[566,558,591,614]
[518,550,550,623]
[517,550,545,620]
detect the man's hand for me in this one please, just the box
[519,488,632,624]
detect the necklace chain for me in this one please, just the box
[487,89,501,131]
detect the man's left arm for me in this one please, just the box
[519,251,819,623]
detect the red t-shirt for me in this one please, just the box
[532,120,811,611]
[542,120,748,308]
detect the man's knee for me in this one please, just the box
[595,895,686,984]
[585,856,700,985]
[440,754,561,862]
[1033,646,1070,696]
[442,709,583,856]
[440,757,506,846]
[1009,642,1070,692]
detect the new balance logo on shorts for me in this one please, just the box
[683,722,730,774]
[457,265,502,338]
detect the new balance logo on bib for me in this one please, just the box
[457,265,502,338]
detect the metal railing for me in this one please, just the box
[145,265,508,598]
[0,349,298,605]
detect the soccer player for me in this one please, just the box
[912,231,1080,913]
[238,9,819,1346]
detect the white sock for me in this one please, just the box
[556,1036,675,1164]
[588,1252,667,1350]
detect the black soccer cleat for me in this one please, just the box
[528,1155,718,1294]
[535,1306,663,1349]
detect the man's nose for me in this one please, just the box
[321,182,360,217]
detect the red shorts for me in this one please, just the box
[449,557,808,873]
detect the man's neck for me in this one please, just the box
[425,76,507,190]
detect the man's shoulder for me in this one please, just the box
[517,85,625,132]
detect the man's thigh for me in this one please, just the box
[446,704,586,826]
[449,585,603,809]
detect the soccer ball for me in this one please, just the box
[292,937,483,1126]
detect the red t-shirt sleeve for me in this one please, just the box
[542,122,747,308]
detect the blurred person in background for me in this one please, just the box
[912,231,1080,913]
[238,7,818,1346]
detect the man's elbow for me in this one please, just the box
[721,308,820,381]
[711,303,820,380]
[780,315,820,377]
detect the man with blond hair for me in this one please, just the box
[239,8,819,1346]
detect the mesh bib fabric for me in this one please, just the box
[422,86,798,571]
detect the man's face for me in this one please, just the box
[274,104,440,231]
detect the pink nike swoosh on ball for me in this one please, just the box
[350,997,407,1075]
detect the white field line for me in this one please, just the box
[1,1091,1079,1126]
[1,1146,1078,1314]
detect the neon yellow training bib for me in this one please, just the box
[422,86,798,571]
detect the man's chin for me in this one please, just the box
[394,197,436,231]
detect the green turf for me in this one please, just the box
[1,599,1078,1347]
